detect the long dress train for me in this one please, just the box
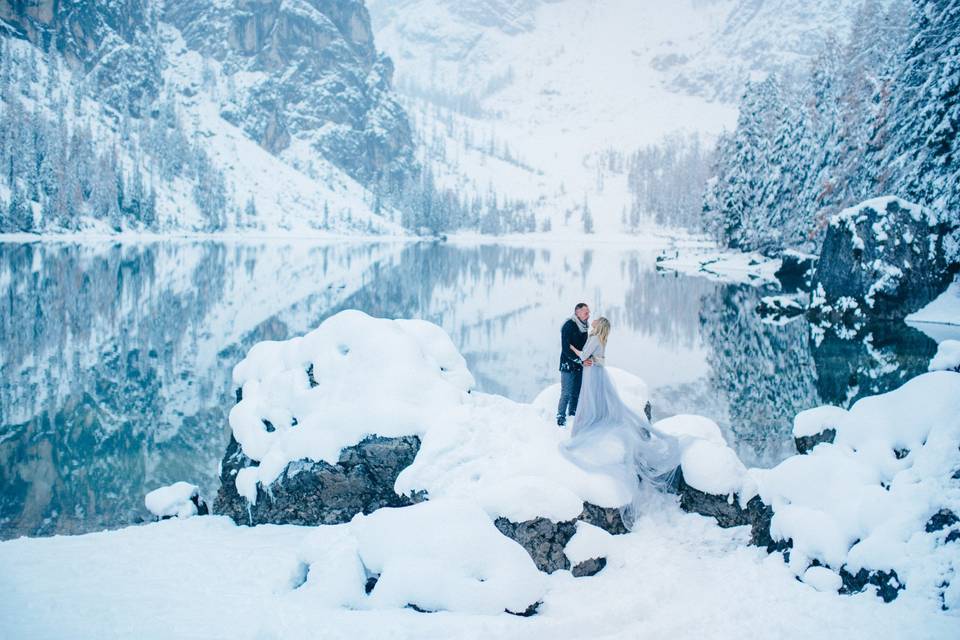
[560,335,681,527]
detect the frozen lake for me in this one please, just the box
[0,239,939,539]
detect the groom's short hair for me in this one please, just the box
[574,302,588,311]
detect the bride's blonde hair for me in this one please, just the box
[593,317,611,345]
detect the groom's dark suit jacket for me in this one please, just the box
[559,319,588,372]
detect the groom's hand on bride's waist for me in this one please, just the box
[583,358,593,367]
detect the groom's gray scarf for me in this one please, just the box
[570,313,589,333]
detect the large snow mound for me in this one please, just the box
[754,372,960,600]
[290,499,546,615]
[350,500,545,614]
[230,311,662,522]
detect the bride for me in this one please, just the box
[562,316,681,525]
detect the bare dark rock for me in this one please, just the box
[839,567,905,603]
[795,428,836,455]
[571,557,607,577]
[494,516,578,574]
[212,433,423,526]
[925,508,959,533]
[494,503,628,574]
[775,251,817,292]
[675,469,781,550]
[812,198,955,320]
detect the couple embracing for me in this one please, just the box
[555,303,681,522]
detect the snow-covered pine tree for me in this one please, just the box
[705,75,785,250]
[867,0,960,262]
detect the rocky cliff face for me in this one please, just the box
[812,197,955,321]
[0,0,162,115]
[0,0,414,233]
[163,0,414,186]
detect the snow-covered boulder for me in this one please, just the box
[792,405,846,454]
[755,371,960,603]
[144,482,208,520]
[653,415,777,549]
[656,378,960,606]
[929,340,960,373]
[214,433,424,526]
[493,502,628,575]
[812,197,955,320]
[212,311,661,575]
[349,500,546,615]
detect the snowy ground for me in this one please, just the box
[1,507,954,640]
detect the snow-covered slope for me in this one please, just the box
[0,0,414,235]
[367,0,862,235]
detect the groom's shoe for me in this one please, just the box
[556,415,566,427]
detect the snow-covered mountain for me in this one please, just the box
[0,0,415,234]
[367,0,864,234]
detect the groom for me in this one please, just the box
[557,302,592,427]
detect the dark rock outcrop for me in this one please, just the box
[572,557,607,578]
[839,568,905,603]
[795,428,836,455]
[213,434,423,526]
[925,508,959,533]
[812,198,955,320]
[494,504,629,574]
[675,470,781,550]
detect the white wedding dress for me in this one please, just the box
[561,335,681,527]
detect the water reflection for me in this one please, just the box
[0,240,939,538]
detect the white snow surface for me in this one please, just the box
[351,500,545,614]
[2,510,955,639]
[908,279,960,327]
[655,249,781,285]
[928,340,960,372]
[755,372,960,598]
[143,482,200,519]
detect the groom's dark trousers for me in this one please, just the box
[557,369,582,419]
[557,317,587,420]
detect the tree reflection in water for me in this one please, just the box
[0,240,938,538]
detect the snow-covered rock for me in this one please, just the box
[813,197,955,320]
[213,310,959,607]
[214,433,424,526]
[754,371,960,603]
[144,482,208,520]
[214,310,657,573]
[349,499,546,615]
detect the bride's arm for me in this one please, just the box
[575,336,599,361]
